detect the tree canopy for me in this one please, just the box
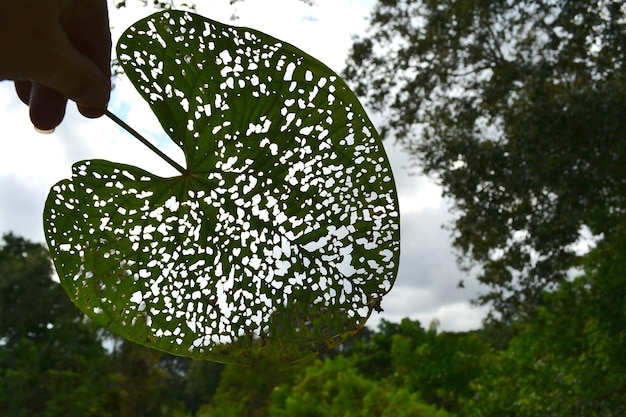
[345,0,626,320]
[2,232,625,416]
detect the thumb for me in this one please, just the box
[42,51,111,110]
[40,28,111,111]
[36,0,112,114]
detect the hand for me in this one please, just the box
[0,0,111,132]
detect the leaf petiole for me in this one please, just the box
[104,109,187,175]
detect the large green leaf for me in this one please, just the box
[44,10,400,364]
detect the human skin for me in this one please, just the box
[0,0,111,131]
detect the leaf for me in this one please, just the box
[43,10,400,364]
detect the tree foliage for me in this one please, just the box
[197,359,311,417]
[0,234,190,416]
[1,232,624,415]
[0,233,73,343]
[462,217,626,416]
[390,320,488,411]
[0,235,114,416]
[345,0,626,319]
[269,356,451,417]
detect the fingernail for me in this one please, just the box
[34,126,55,134]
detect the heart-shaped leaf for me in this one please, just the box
[44,10,400,364]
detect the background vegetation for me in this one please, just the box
[1,232,624,416]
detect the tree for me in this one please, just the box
[461,216,626,416]
[0,234,116,416]
[338,318,488,414]
[183,360,225,415]
[0,233,75,343]
[269,355,451,417]
[348,319,425,381]
[195,359,312,417]
[0,234,193,417]
[107,338,189,417]
[345,0,626,320]
[390,321,489,412]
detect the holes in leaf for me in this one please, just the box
[44,10,399,365]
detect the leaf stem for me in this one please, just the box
[104,109,187,175]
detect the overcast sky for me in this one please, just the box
[0,0,487,331]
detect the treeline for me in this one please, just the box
[1,232,625,416]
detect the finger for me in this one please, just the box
[33,6,111,113]
[40,34,111,112]
[14,80,32,105]
[28,83,68,131]
[62,0,112,117]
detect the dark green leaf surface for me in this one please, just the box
[44,10,399,364]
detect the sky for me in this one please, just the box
[0,0,488,332]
